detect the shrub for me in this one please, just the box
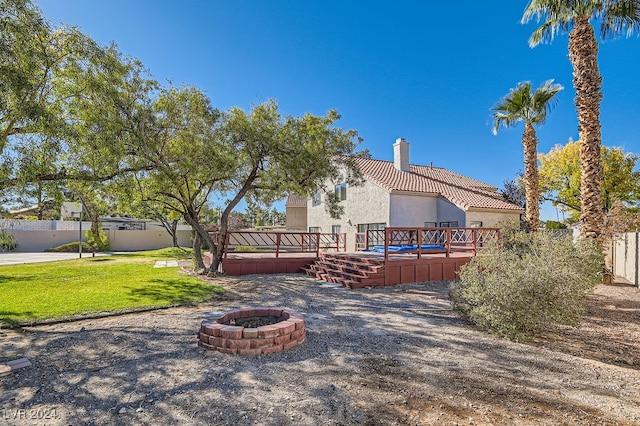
[86,229,110,252]
[0,231,17,251]
[234,245,257,252]
[544,220,567,230]
[451,225,603,342]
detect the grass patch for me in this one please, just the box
[0,248,221,327]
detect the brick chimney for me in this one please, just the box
[393,138,410,172]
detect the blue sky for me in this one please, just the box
[37,1,640,221]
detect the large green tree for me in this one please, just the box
[539,139,640,222]
[523,0,640,239]
[135,96,365,275]
[0,0,98,154]
[491,80,563,231]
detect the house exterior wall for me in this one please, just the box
[307,179,390,250]
[436,198,466,226]
[285,206,307,231]
[388,193,438,227]
[464,209,521,227]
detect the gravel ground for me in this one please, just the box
[1,273,640,425]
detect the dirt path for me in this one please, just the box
[1,274,640,425]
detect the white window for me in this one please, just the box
[334,183,346,201]
[312,191,321,207]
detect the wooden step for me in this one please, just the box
[308,253,387,288]
[314,261,379,277]
[320,254,384,266]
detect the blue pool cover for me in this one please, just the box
[365,244,445,253]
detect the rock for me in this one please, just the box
[118,407,127,414]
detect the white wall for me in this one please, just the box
[389,193,438,226]
[9,230,192,252]
[612,232,640,286]
[465,209,522,227]
[436,198,466,226]
[307,179,390,250]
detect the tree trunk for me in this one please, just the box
[192,231,205,271]
[522,121,540,231]
[570,18,603,239]
[170,220,179,247]
[182,210,219,273]
[156,216,181,247]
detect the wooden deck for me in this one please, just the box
[210,227,496,287]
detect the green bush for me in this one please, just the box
[544,220,567,229]
[0,231,17,251]
[86,229,110,252]
[451,225,603,342]
[234,245,257,252]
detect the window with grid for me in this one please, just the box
[312,191,321,206]
[334,183,346,201]
[331,225,341,241]
[439,221,459,227]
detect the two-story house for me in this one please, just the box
[289,138,523,250]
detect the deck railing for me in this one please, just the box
[357,227,500,260]
[215,230,347,258]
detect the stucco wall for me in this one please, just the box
[307,179,390,251]
[464,209,522,227]
[436,198,466,226]
[9,230,192,252]
[389,193,438,227]
[285,206,307,231]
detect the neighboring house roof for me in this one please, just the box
[353,157,522,211]
[286,194,307,207]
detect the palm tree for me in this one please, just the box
[522,0,640,239]
[492,80,564,231]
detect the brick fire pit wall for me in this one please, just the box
[197,307,306,355]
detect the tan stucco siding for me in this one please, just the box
[465,209,522,227]
[307,179,390,250]
[436,198,466,226]
[285,206,307,231]
[389,193,438,227]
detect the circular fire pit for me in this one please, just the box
[197,307,305,355]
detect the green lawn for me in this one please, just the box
[0,248,223,326]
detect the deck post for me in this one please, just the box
[384,228,390,261]
[445,228,451,257]
[276,233,281,258]
[472,228,477,256]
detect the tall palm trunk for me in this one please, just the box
[523,121,540,231]
[569,18,603,239]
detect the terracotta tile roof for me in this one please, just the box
[353,157,523,211]
[285,194,307,207]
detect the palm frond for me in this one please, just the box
[601,0,640,38]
